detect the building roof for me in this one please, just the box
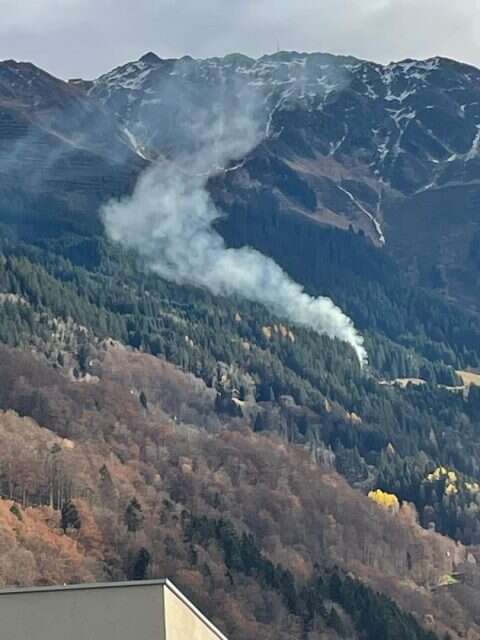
[0,579,228,640]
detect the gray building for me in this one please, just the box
[0,579,228,640]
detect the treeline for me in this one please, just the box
[1,213,480,544]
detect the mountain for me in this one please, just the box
[1,51,480,639]
[90,51,480,308]
[0,59,145,241]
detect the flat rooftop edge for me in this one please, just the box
[0,578,170,596]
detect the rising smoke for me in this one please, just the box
[102,76,368,366]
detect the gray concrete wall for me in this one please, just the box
[0,581,227,640]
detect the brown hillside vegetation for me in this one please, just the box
[0,497,98,587]
[0,342,478,639]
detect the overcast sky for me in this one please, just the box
[0,0,479,79]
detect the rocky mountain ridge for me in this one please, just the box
[2,50,480,293]
[85,51,480,306]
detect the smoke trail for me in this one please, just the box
[102,80,368,366]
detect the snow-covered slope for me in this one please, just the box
[91,51,480,194]
[86,51,480,254]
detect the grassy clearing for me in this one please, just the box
[457,370,480,387]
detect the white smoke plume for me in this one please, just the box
[102,80,368,366]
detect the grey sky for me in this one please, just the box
[1,0,479,79]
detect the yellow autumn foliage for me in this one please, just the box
[368,489,400,511]
[465,482,480,493]
[424,466,480,497]
[426,466,450,482]
[445,483,458,496]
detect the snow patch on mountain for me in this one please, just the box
[338,185,386,245]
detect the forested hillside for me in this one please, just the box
[1,225,480,547]
[0,342,476,639]
[1,51,480,639]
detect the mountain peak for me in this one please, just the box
[139,51,162,65]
